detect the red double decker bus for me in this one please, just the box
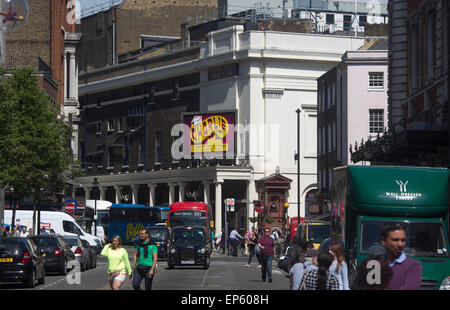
[167,202,213,233]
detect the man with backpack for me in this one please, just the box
[132,228,158,290]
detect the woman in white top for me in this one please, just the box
[329,242,350,290]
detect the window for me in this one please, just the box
[118,118,123,133]
[359,15,367,27]
[369,72,384,89]
[327,86,331,109]
[328,123,331,152]
[333,121,336,150]
[318,128,322,155]
[107,147,113,168]
[96,123,101,135]
[139,135,145,165]
[343,15,352,31]
[369,109,384,134]
[425,10,436,82]
[123,137,129,166]
[326,14,335,25]
[409,23,420,91]
[63,221,82,235]
[332,83,336,106]
[155,131,162,163]
[107,120,114,132]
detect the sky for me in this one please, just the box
[78,0,123,16]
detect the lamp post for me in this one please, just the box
[296,109,301,222]
[92,177,99,236]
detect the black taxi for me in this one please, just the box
[167,226,210,270]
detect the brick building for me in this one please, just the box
[352,0,449,167]
[78,0,216,71]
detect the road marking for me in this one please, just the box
[200,268,210,288]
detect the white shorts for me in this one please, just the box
[107,273,127,282]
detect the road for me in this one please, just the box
[0,246,290,290]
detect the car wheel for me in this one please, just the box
[203,257,210,270]
[81,259,86,272]
[60,260,68,276]
[93,256,97,269]
[25,269,36,288]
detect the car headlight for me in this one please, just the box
[197,248,206,254]
[439,277,450,290]
[169,248,176,254]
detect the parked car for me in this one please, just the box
[0,237,45,288]
[146,226,170,260]
[29,234,75,275]
[64,236,90,271]
[167,226,210,270]
[80,239,97,269]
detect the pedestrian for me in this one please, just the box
[216,228,224,254]
[3,226,11,237]
[50,229,56,234]
[300,251,340,290]
[210,229,216,252]
[329,243,350,290]
[132,228,158,290]
[245,227,258,267]
[101,235,132,290]
[13,226,20,237]
[40,227,49,235]
[243,229,250,256]
[289,253,306,290]
[218,228,225,254]
[357,255,393,290]
[229,228,244,257]
[380,222,422,290]
[27,228,33,236]
[258,228,277,283]
[20,226,29,237]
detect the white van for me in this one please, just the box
[4,210,103,252]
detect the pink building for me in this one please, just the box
[316,46,388,207]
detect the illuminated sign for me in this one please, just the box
[183,112,235,154]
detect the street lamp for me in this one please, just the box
[295,109,301,223]
[92,177,99,236]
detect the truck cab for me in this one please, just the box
[332,166,450,290]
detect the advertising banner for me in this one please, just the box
[183,112,236,156]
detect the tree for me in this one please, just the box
[0,68,81,232]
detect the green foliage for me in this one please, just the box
[0,68,78,200]
[264,217,275,224]
[248,217,258,223]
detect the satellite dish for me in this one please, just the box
[0,0,29,32]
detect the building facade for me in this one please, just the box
[317,49,388,208]
[352,0,449,167]
[74,21,364,234]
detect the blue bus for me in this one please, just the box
[108,204,167,243]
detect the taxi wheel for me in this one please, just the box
[203,257,210,270]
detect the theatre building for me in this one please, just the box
[73,19,364,234]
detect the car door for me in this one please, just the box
[27,239,44,278]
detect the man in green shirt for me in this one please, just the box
[132,228,158,290]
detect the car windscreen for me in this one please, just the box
[360,221,449,257]
[149,229,168,241]
[0,239,26,255]
[308,225,330,244]
[65,238,80,247]
[30,237,58,249]
[172,229,206,243]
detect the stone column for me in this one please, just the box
[69,51,77,99]
[114,185,121,204]
[64,52,68,100]
[83,186,90,201]
[148,183,157,206]
[131,184,138,204]
[214,180,223,233]
[178,182,185,202]
[99,186,106,201]
[202,181,211,205]
[168,183,176,205]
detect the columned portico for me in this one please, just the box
[178,182,185,202]
[168,183,176,205]
[148,183,157,206]
[99,186,106,201]
[202,181,211,205]
[214,180,223,233]
[114,185,121,204]
[131,184,138,204]
[84,186,91,200]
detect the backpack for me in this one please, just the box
[277,243,302,273]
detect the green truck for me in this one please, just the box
[331,165,450,290]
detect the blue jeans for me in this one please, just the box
[229,238,235,255]
[133,266,154,290]
[247,246,255,265]
[261,255,273,280]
